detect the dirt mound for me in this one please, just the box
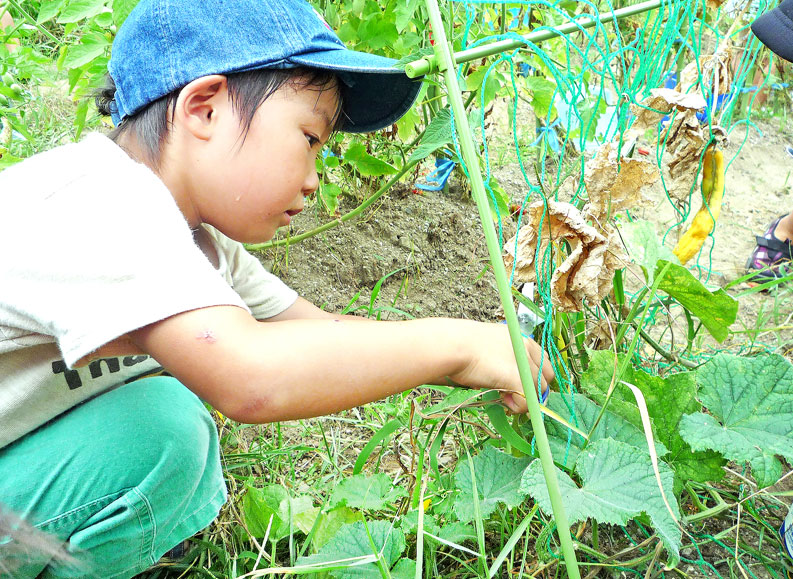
[262,183,510,321]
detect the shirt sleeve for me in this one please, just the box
[205,227,298,320]
[0,137,251,367]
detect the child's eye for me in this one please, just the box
[305,134,320,147]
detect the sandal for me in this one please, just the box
[746,215,793,284]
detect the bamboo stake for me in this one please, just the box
[406,0,665,78]
[421,1,581,577]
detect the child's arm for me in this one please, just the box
[263,297,369,322]
[129,305,554,422]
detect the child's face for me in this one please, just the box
[193,78,339,244]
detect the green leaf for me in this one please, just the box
[620,219,679,284]
[389,558,417,579]
[330,473,407,510]
[343,142,397,177]
[37,0,67,24]
[436,521,476,545]
[400,510,441,536]
[94,11,113,26]
[543,392,668,469]
[296,521,407,578]
[57,0,107,23]
[242,484,314,543]
[0,151,23,170]
[242,484,287,540]
[358,17,397,51]
[485,176,511,221]
[395,103,420,141]
[112,0,138,27]
[655,259,737,342]
[680,353,793,488]
[520,439,681,560]
[454,446,532,522]
[524,76,556,118]
[352,0,366,17]
[394,0,421,32]
[581,351,726,491]
[465,66,501,108]
[62,36,109,69]
[485,401,536,456]
[73,98,89,140]
[409,108,451,163]
[311,507,365,550]
[319,182,342,216]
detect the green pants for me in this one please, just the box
[0,376,227,578]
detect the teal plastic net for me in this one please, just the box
[436,1,788,572]
[439,0,778,388]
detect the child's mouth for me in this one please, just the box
[282,208,302,226]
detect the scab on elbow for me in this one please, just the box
[222,391,276,424]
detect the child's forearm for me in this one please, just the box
[239,317,471,421]
[131,305,551,422]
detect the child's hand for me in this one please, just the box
[445,322,554,414]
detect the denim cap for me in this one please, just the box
[752,0,793,63]
[107,0,423,132]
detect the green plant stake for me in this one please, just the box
[420,1,581,576]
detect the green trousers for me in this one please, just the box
[0,376,227,578]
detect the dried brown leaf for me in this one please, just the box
[630,88,707,133]
[582,142,660,223]
[503,202,627,312]
[678,50,734,96]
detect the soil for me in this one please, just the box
[263,181,504,321]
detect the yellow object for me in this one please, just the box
[673,145,726,265]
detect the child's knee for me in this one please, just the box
[112,377,221,478]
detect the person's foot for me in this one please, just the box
[746,214,793,284]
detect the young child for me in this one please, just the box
[0,0,554,576]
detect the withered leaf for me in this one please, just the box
[629,88,707,133]
[504,202,628,312]
[583,142,660,223]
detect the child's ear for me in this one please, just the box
[174,75,228,141]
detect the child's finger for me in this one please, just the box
[525,338,555,383]
[501,392,528,414]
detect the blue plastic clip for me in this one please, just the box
[530,119,561,154]
[415,158,456,192]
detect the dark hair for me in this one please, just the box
[96,68,344,169]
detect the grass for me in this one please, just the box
[129,367,792,578]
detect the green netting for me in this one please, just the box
[440,0,777,393]
[432,0,785,574]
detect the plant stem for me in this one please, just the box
[636,324,698,369]
[423,2,581,577]
[5,0,60,44]
[247,159,420,251]
[585,263,671,443]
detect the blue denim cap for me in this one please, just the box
[752,0,793,63]
[107,0,423,132]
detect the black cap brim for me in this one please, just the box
[289,50,423,133]
[752,0,793,63]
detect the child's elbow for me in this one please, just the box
[217,388,281,424]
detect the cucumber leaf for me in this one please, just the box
[520,438,681,561]
[454,445,532,522]
[655,260,737,342]
[680,353,793,488]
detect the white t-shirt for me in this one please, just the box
[0,134,298,448]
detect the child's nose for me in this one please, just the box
[302,167,319,197]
